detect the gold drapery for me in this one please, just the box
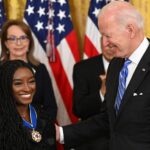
[4,0,26,20]
[131,0,150,38]
[69,0,90,51]
[4,0,150,52]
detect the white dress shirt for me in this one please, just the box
[126,37,149,88]
[100,56,110,102]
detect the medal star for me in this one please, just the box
[32,130,42,143]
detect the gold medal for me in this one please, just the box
[31,129,42,142]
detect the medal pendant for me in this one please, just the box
[31,129,42,142]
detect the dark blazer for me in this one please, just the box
[63,42,150,150]
[73,54,105,120]
[72,55,109,150]
[29,63,57,121]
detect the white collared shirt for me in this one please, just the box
[126,37,149,87]
[100,56,110,102]
[102,56,109,73]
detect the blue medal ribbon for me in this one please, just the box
[22,104,37,129]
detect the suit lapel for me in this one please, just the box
[117,45,150,118]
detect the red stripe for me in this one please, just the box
[50,49,78,123]
[56,143,64,150]
[66,30,80,62]
[84,36,100,58]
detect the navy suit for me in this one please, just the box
[63,41,150,150]
[73,55,105,119]
[72,55,109,150]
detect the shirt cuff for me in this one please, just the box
[59,126,64,144]
[99,91,104,102]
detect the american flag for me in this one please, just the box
[83,0,129,59]
[24,0,80,126]
[0,0,6,32]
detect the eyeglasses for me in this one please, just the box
[6,35,29,44]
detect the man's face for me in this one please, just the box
[99,16,132,58]
[101,37,115,62]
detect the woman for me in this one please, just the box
[0,60,56,150]
[0,19,57,120]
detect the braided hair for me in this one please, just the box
[0,60,35,150]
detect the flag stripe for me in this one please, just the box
[49,65,72,125]
[86,17,101,51]
[50,49,78,123]
[84,36,100,58]
[65,30,80,61]
[57,39,75,88]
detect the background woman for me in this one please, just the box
[0,19,57,120]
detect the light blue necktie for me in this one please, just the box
[115,59,131,114]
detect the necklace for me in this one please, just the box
[22,105,42,143]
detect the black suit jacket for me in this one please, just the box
[29,63,57,121]
[73,54,105,120]
[72,55,109,150]
[63,41,150,150]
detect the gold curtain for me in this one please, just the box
[4,0,150,52]
[4,0,26,20]
[69,0,90,51]
[131,0,150,38]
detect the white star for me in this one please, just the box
[56,23,65,34]
[35,21,44,31]
[48,9,55,18]
[37,7,45,17]
[96,0,103,3]
[46,24,53,31]
[58,0,66,6]
[68,14,71,19]
[26,5,34,16]
[92,8,100,18]
[57,10,66,20]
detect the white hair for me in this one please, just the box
[98,1,144,30]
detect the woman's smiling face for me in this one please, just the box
[12,67,36,106]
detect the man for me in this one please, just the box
[57,1,150,150]
[72,37,115,150]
